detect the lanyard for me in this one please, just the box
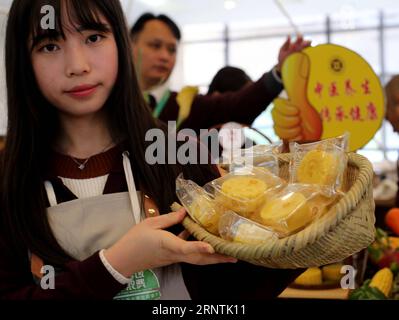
[152,90,171,119]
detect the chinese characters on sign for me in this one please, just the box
[272,43,385,151]
[131,271,146,290]
[316,79,378,123]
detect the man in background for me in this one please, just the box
[130,13,311,132]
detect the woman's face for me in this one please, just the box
[30,12,118,118]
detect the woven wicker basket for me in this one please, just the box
[182,152,376,269]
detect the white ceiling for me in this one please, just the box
[126,0,399,27]
[0,0,399,31]
[1,0,399,28]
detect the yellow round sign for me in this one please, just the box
[272,44,385,151]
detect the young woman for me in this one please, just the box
[0,0,302,300]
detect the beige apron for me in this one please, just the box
[44,152,191,300]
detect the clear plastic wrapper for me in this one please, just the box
[289,133,349,195]
[218,211,278,245]
[289,133,349,152]
[204,166,286,218]
[251,184,337,238]
[229,143,283,176]
[176,175,224,235]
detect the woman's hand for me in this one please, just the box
[103,208,237,278]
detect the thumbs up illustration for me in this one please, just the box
[272,52,323,142]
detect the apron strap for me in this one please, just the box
[122,151,142,224]
[44,180,58,207]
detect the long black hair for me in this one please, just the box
[1,0,217,266]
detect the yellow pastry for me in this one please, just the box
[189,195,222,235]
[259,192,318,236]
[297,149,340,186]
[219,176,268,216]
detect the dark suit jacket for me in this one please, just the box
[150,70,284,133]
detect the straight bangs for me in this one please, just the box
[28,0,112,51]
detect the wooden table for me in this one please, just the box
[279,287,349,300]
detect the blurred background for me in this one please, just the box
[1,0,399,165]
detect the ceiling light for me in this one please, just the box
[224,0,237,11]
